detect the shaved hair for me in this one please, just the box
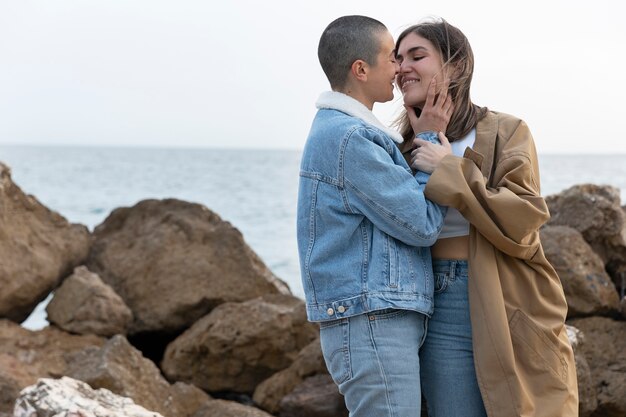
[318,15,387,90]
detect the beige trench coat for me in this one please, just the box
[403,111,579,416]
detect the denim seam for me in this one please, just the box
[303,179,319,304]
[337,126,358,190]
[341,318,352,383]
[389,239,398,288]
[360,222,369,290]
[367,318,396,417]
[299,170,340,186]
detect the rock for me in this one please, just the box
[192,399,274,417]
[170,382,213,417]
[0,162,90,323]
[565,324,582,350]
[566,325,597,417]
[567,317,626,417]
[546,184,624,253]
[279,374,348,417]
[574,354,596,417]
[162,294,319,394]
[541,226,620,318]
[66,334,210,417]
[85,198,290,337]
[0,319,104,415]
[253,338,327,414]
[0,356,26,415]
[546,184,626,289]
[621,296,626,319]
[46,266,133,337]
[13,376,164,417]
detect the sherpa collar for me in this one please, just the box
[315,91,404,144]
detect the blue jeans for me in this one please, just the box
[319,309,428,417]
[420,260,487,417]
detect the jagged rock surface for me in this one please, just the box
[85,198,290,336]
[46,266,133,337]
[162,294,318,393]
[13,376,164,417]
[0,162,90,323]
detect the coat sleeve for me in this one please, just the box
[424,119,549,259]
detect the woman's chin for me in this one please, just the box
[402,99,424,110]
[401,96,424,109]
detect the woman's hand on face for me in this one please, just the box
[406,76,454,135]
[410,132,452,173]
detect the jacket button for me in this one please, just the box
[327,308,334,316]
[337,306,346,313]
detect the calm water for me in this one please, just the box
[1,145,625,329]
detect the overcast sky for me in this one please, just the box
[0,0,623,153]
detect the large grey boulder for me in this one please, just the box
[0,162,90,323]
[13,377,164,417]
[85,198,290,336]
[541,226,619,318]
[162,294,318,394]
[46,266,133,337]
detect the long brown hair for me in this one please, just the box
[394,18,487,143]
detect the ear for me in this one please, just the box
[350,59,368,82]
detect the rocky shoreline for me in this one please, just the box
[1,160,625,417]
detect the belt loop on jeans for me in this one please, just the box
[450,260,456,277]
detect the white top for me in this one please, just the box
[438,129,476,239]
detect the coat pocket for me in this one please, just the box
[509,309,568,387]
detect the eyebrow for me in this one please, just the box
[396,46,427,59]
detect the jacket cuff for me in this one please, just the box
[415,131,440,144]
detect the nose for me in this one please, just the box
[398,60,411,73]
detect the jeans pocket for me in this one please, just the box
[320,318,352,385]
[367,308,407,320]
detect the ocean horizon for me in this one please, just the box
[2,145,626,330]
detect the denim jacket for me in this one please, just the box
[297,91,446,322]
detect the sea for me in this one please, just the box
[2,145,626,330]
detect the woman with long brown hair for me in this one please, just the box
[394,18,579,417]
